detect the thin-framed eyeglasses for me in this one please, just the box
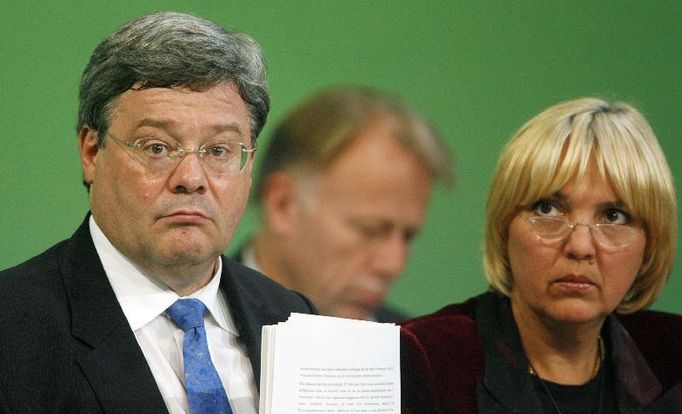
[104,131,256,175]
[526,216,644,250]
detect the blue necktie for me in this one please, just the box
[165,298,234,414]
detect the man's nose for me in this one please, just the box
[369,232,409,280]
[168,152,208,194]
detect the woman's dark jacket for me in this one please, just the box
[401,291,682,413]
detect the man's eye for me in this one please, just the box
[138,140,172,157]
[358,225,383,238]
[348,219,382,239]
[207,144,233,159]
[354,222,392,240]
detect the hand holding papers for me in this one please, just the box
[260,313,400,414]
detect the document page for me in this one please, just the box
[260,313,400,414]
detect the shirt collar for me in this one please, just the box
[240,242,263,273]
[89,215,237,335]
[242,241,381,322]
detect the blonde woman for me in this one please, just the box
[401,98,682,413]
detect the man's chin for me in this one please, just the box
[332,303,376,321]
[161,227,225,252]
[154,240,222,268]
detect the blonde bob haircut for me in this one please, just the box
[484,98,676,314]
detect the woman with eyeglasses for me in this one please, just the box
[401,98,682,413]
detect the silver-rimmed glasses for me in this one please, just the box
[526,216,643,250]
[105,131,256,175]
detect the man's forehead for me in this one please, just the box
[109,84,250,134]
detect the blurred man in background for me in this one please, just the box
[235,86,453,322]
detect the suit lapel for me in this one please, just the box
[60,218,167,414]
[608,314,664,412]
[476,292,545,414]
[219,257,284,390]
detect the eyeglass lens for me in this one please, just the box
[527,217,637,249]
[106,132,253,174]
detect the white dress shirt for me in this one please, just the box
[89,217,258,414]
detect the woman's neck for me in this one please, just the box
[511,300,605,385]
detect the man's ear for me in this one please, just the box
[261,171,307,236]
[79,125,99,186]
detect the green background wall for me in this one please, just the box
[1,1,680,315]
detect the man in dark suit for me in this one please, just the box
[0,11,314,413]
[236,86,454,323]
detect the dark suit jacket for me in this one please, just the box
[232,245,408,323]
[0,217,316,413]
[373,305,408,323]
[401,291,682,414]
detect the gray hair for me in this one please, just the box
[77,11,269,146]
[253,85,454,203]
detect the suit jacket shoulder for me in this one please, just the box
[0,218,317,413]
[400,295,483,414]
[617,309,682,392]
[400,292,682,414]
[0,219,166,413]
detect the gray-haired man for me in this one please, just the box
[0,11,314,413]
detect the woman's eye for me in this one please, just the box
[603,208,629,225]
[531,200,559,216]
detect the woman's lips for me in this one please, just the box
[553,275,596,292]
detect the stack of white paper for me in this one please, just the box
[259,313,400,414]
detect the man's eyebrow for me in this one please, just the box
[135,118,175,130]
[211,123,245,137]
[134,118,245,137]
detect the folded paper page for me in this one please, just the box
[260,313,400,414]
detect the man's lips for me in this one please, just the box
[160,210,210,223]
[353,287,389,309]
